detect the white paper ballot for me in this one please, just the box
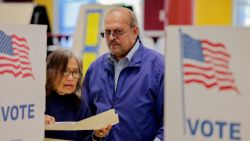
[45,109,119,131]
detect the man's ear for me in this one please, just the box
[133,26,139,37]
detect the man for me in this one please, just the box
[82,6,164,141]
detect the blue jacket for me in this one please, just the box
[82,43,164,141]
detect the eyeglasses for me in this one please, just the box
[63,71,81,79]
[100,26,135,38]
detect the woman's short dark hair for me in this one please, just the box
[46,49,82,97]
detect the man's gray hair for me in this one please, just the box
[107,6,138,27]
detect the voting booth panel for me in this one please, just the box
[0,3,34,25]
[0,24,46,141]
[71,4,116,75]
[165,26,250,141]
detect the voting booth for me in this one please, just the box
[0,24,46,140]
[71,4,115,75]
[0,3,34,24]
[165,26,250,141]
[0,3,47,141]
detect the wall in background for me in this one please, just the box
[194,0,232,25]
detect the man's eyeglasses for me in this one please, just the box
[63,71,81,79]
[100,26,135,38]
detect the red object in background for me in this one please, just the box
[144,0,164,31]
[167,0,193,25]
[144,0,193,37]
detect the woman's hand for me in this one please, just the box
[93,124,112,138]
[44,115,55,125]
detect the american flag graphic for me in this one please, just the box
[0,31,34,79]
[181,33,239,94]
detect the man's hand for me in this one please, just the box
[94,124,112,138]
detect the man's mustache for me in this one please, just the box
[108,40,119,46]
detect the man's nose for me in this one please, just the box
[108,33,116,40]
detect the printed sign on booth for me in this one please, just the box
[165,26,250,141]
[0,24,46,141]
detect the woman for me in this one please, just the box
[45,49,110,141]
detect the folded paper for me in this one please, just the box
[45,109,119,131]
